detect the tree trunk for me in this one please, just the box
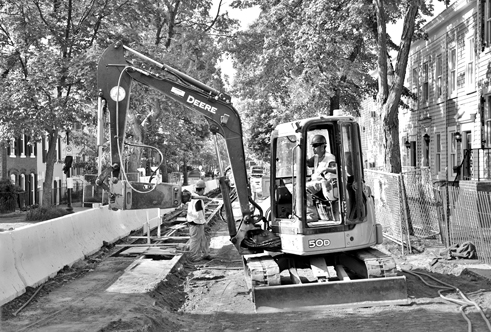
[182,158,188,186]
[42,130,59,207]
[375,0,420,173]
[329,92,340,115]
[382,94,402,173]
[160,161,169,182]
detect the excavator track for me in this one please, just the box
[244,247,408,312]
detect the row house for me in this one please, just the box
[5,128,87,207]
[401,0,491,183]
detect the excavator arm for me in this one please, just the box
[96,41,278,253]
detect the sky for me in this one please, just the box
[213,0,451,83]
[211,0,260,84]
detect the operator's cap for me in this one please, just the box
[195,179,206,189]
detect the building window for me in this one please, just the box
[450,132,457,175]
[412,67,419,107]
[57,136,61,161]
[436,54,442,98]
[436,133,441,172]
[448,48,456,97]
[466,36,475,90]
[9,139,15,157]
[486,97,491,145]
[423,62,429,102]
[42,135,47,163]
[20,135,25,158]
[485,0,491,47]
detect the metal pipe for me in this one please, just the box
[97,95,104,174]
[212,133,224,176]
[219,176,237,239]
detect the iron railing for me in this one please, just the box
[458,148,491,181]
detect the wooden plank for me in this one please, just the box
[120,247,150,255]
[296,268,318,283]
[129,235,189,240]
[309,257,329,280]
[288,267,302,284]
[246,255,280,286]
[144,248,176,256]
[334,264,351,281]
[115,243,180,247]
[326,266,338,279]
[119,247,176,256]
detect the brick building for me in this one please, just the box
[5,129,86,207]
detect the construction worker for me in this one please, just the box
[306,134,338,221]
[306,135,337,195]
[186,179,212,261]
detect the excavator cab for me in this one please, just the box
[269,116,378,255]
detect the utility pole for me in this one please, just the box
[64,130,73,212]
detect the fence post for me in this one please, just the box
[445,168,451,247]
[399,174,412,254]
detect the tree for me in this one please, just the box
[0,0,121,206]
[227,0,378,159]
[372,0,449,173]
[0,0,237,206]
[108,0,238,183]
[230,0,448,171]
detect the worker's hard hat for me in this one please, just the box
[311,135,327,146]
[195,180,206,189]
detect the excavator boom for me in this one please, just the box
[96,41,262,253]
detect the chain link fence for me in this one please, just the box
[401,168,442,241]
[442,186,491,264]
[365,170,410,253]
[367,168,491,265]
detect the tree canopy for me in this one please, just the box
[228,0,449,169]
[0,0,452,206]
[0,0,238,201]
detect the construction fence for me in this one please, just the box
[365,168,491,265]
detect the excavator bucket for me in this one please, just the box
[252,275,408,312]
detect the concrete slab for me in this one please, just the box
[106,254,182,294]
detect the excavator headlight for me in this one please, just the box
[110,86,126,102]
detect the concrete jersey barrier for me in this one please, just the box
[0,206,165,306]
[0,179,218,306]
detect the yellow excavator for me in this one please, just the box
[96,41,408,312]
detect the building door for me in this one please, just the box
[448,129,457,180]
[462,131,472,179]
[53,180,58,205]
[410,142,417,166]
